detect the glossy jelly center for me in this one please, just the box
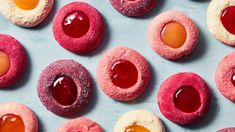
[0,51,10,77]
[161,22,187,48]
[14,0,39,10]
[110,60,138,88]
[125,124,150,132]
[63,11,90,38]
[51,75,77,106]
[0,114,25,132]
[174,86,201,113]
[231,74,235,87]
[221,6,235,35]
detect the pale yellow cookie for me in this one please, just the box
[113,110,165,132]
[207,0,235,45]
[0,0,54,27]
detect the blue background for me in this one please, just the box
[0,0,234,131]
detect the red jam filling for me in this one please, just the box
[231,74,235,87]
[0,114,25,132]
[221,6,235,35]
[174,86,201,113]
[110,60,138,88]
[63,11,90,38]
[51,75,77,106]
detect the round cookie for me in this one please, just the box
[0,102,38,132]
[215,52,235,102]
[0,0,54,27]
[0,34,27,88]
[148,10,198,60]
[113,110,165,132]
[37,59,92,116]
[96,46,150,101]
[207,0,235,46]
[57,118,103,132]
[109,0,156,17]
[217,128,235,132]
[53,2,105,54]
[158,72,211,125]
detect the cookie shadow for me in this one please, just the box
[183,84,219,129]
[121,61,158,104]
[1,48,32,90]
[172,25,207,63]
[37,114,46,132]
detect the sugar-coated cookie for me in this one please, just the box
[217,128,235,132]
[96,46,150,101]
[148,10,198,60]
[0,0,54,27]
[37,59,92,116]
[109,0,156,17]
[114,110,165,132]
[0,102,38,132]
[207,0,235,45]
[0,34,27,88]
[215,52,235,102]
[57,118,103,132]
[53,2,105,54]
[158,72,210,125]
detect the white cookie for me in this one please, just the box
[0,0,54,27]
[207,0,235,45]
[113,110,165,132]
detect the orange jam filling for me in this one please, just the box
[0,51,10,77]
[0,114,25,132]
[125,124,150,132]
[161,22,187,48]
[14,0,39,10]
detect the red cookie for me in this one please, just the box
[37,59,92,116]
[0,34,27,88]
[57,118,103,132]
[109,0,156,17]
[53,2,105,54]
[96,46,150,101]
[217,128,235,132]
[215,52,235,102]
[0,102,38,132]
[148,10,198,59]
[158,72,210,125]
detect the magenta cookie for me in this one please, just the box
[217,128,235,132]
[96,46,150,101]
[37,59,92,116]
[53,2,105,54]
[158,72,210,125]
[0,102,38,132]
[148,10,198,60]
[57,118,103,132]
[215,52,235,102]
[0,34,27,88]
[109,0,156,17]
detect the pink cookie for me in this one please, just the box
[37,59,92,116]
[148,10,198,60]
[109,0,156,17]
[217,128,235,132]
[53,2,105,54]
[57,118,103,132]
[158,72,210,125]
[0,102,38,132]
[215,52,235,102]
[0,34,27,88]
[96,46,150,101]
